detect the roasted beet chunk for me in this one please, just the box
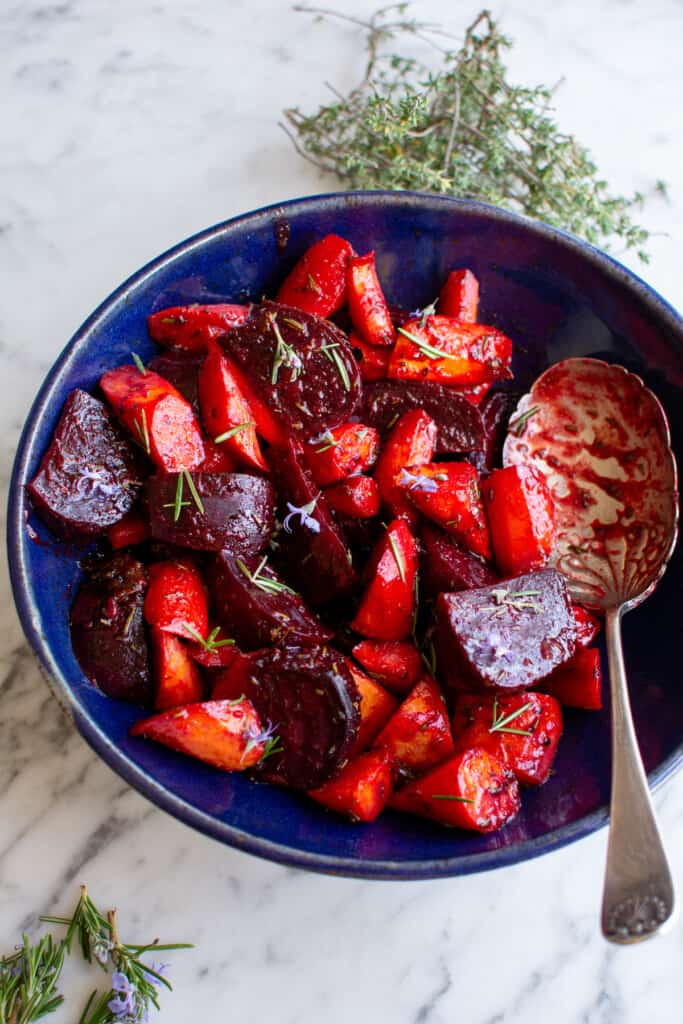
[146,472,274,554]
[421,524,498,599]
[148,352,204,417]
[469,390,520,473]
[361,380,484,455]
[28,389,141,538]
[70,553,151,704]
[206,550,332,650]
[219,301,361,438]
[268,436,356,605]
[247,647,360,789]
[436,569,576,691]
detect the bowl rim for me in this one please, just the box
[7,189,683,880]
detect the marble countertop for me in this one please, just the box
[2,0,682,1020]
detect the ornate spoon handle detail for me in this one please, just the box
[601,608,675,943]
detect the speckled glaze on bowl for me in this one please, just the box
[7,192,683,879]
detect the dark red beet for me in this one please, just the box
[145,472,274,554]
[28,389,142,539]
[148,352,204,418]
[436,569,576,692]
[469,390,520,473]
[206,550,332,650]
[219,301,361,438]
[70,553,151,704]
[421,523,498,599]
[361,380,484,454]
[268,437,356,605]
[247,647,360,789]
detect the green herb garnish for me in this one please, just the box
[489,698,534,736]
[269,313,302,384]
[214,421,253,444]
[183,470,205,515]
[387,530,406,583]
[235,555,297,596]
[306,272,322,294]
[131,352,147,375]
[509,405,541,436]
[132,409,150,455]
[430,794,475,803]
[283,5,663,263]
[320,342,351,391]
[397,325,449,361]
[182,624,235,651]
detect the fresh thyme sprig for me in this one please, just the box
[283,5,664,262]
[1,884,192,1024]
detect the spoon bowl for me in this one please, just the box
[505,356,679,942]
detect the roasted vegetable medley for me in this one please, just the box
[28,234,604,833]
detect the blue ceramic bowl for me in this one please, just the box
[8,192,683,878]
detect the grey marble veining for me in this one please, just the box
[2,1,683,1020]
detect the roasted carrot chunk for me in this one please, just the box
[439,269,480,322]
[372,676,454,773]
[483,465,556,575]
[347,252,396,347]
[572,605,602,649]
[350,332,391,381]
[130,697,266,770]
[540,647,603,710]
[388,315,512,387]
[452,691,563,786]
[198,340,267,471]
[106,508,149,549]
[100,365,205,472]
[347,663,399,754]
[373,409,437,525]
[351,640,422,696]
[389,747,521,832]
[308,748,395,822]
[324,476,381,519]
[143,560,208,641]
[147,303,250,352]
[304,423,380,486]
[151,629,204,710]
[276,234,354,317]
[350,519,418,642]
[401,461,491,560]
[221,354,287,447]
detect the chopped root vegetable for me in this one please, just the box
[401,461,491,560]
[198,340,268,471]
[572,605,602,648]
[350,332,391,381]
[147,303,250,352]
[130,697,267,770]
[389,747,521,832]
[276,233,354,317]
[324,475,381,519]
[143,560,208,641]
[540,647,603,710]
[350,519,418,641]
[221,354,288,447]
[304,423,380,486]
[373,409,437,525]
[100,365,205,472]
[106,508,149,549]
[421,523,498,598]
[347,663,399,754]
[372,675,454,773]
[308,748,396,822]
[151,629,204,710]
[347,251,396,347]
[388,315,512,387]
[483,464,556,575]
[351,640,422,696]
[452,691,563,786]
[438,269,480,322]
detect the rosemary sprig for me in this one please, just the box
[483,587,543,616]
[182,470,205,515]
[320,343,351,391]
[397,325,449,361]
[162,471,204,521]
[430,794,475,803]
[489,698,534,736]
[509,405,540,436]
[132,409,151,455]
[269,313,302,384]
[0,934,66,1023]
[131,352,147,376]
[182,624,235,651]
[306,272,322,294]
[387,531,406,582]
[284,5,663,262]
[214,421,253,444]
[235,556,297,596]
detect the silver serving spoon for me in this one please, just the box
[504,357,679,944]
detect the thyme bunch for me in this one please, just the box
[283,4,664,261]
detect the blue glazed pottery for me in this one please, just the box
[7,192,683,878]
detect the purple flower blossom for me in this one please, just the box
[282,497,321,534]
[142,961,169,987]
[109,972,137,1019]
[399,468,438,493]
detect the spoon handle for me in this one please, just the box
[601,607,675,943]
